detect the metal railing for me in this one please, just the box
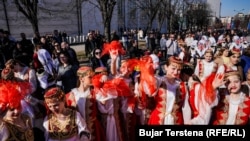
[66,35,86,45]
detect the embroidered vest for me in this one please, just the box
[48,109,78,140]
[4,115,34,141]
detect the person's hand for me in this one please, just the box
[212,73,225,89]
[100,75,108,83]
[109,49,118,61]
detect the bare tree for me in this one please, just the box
[184,0,210,31]
[85,0,117,42]
[234,14,250,30]
[129,0,163,32]
[14,0,39,34]
[157,0,168,32]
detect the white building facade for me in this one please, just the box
[206,0,221,18]
[1,0,219,39]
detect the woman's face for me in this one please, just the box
[81,74,93,86]
[94,49,101,59]
[165,62,182,79]
[54,43,60,50]
[120,62,131,77]
[222,49,229,57]
[226,75,241,94]
[229,53,241,65]
[204,52,213,62]
[13,63,20,72]
[5,106,22,120]
[40,37,46,44]
[59,54,69,64]
[46,100,65,114]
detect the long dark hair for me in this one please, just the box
[91,47,102,58]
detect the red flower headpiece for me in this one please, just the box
[101,40,126,56]
[102,78,132,97]
[92,73,104,89]
[137,55,157,98]
[0,80,31,112]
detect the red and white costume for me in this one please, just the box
[92,74,131,141]
[66,66,106,141]
[182,73,219,124]
[148,78,185,125]
[194,59,218,82]
[66,88,106,141]
[212,92,250,125]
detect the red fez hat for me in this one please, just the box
[44,87,65,103]
[95,67,107,73]
[77,66,93,76]
[169,56,183,64]
[230,47,241,54]
[1,68,14,80]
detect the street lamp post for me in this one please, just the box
[233,9,245,29]
[233,9,245,15]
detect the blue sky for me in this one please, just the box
[221,0,250,17]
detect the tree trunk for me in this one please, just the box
[29,18,39,34]
[104,21,111,42]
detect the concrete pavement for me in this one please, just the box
[71,43,85,53]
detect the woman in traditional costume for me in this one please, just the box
[216,47,244,95]
[181,65,223,124]
[147,56,185,125]
[212,71,250,125]
[43,87,90,141]
[0,80,34,141]
[66,66,106,141]
[194,49,218,82]
[100,40,135,141]
[133,55,161,125]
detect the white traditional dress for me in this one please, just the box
[182,75,219,125]
[194,59,218,82]
[66,88,106,141]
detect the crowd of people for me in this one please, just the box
[0,27,250,141]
